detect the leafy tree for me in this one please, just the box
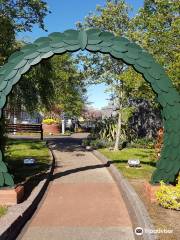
[77,0,154,149]
[0,15,15,64]
[6,54,86,119]
[0,0,49,31]
[129,0,180,90]
[77,0,179,148]
[0,0,50,155]
[48,54,87,117]
[7,59,55,115]
[77,0,157,101]
[0,0,50,64]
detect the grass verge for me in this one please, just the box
[5,139,51,184]
[99,147,156,181]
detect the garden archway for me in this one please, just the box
[0,29,180,187]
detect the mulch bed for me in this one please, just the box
[130,179,180,240]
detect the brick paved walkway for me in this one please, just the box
[18,134,135,240]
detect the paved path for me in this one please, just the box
[18,134,135,240]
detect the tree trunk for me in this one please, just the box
[113,83,123,151]
[114,110,122,151]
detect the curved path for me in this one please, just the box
[18,133,135,240]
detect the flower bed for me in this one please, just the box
[42,118,61,135]
[42,123,60,135]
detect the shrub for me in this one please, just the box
[82,138,111,149]
[156,178,180,210]
[0,206,7,217]
[90,139,109,149]
[82,139,91,147]
[42,118,59,125]
[128,138,155,149]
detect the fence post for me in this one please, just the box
[40,124,43,140]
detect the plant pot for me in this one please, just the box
[42,123,61,135]
[0,185,24,206]
[144,182,161,203]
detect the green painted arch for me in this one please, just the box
[0,29,180,187]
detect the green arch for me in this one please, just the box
[0,29,180,187]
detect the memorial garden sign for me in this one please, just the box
[0,29,180,187]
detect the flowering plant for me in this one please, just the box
[156,177,180,210]
[42,118,59,125]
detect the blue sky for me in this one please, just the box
[18,0,144,109]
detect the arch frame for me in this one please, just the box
[0,29,180,187]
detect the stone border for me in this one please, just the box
[0,144,55,240]
[93,150,157,240]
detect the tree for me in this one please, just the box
[77,0,154,149]
[6,53,86,119]
[0,0,50,64]
[129,0,180,90]
[0,0,50,151]
[48,54,87,117]
[77,0,179,149]
[6,59,55,115]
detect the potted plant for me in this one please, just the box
[42,118,61,135]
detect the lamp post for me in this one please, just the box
[61,112,65,135]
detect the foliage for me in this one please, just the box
[98,118,117,142]
[90,139,108,149]
[90,111,136,147]
[42,118,59,125]
[6,54,86,118]
[77,0,180,130]
[81,139,91,147]
[0,15,15,64]
[0,0,49,32]
[50,54,87,117]
[128,137,155,149]
[82,138,111,149]
[7,59,55,114]
[77,0,156,103]
[156,178,180,210]
[128,99,162,139]
[0,0,50,64]
[77,0,163,148]
[0,206,7,217]
[129,0,180,90]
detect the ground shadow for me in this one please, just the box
[47,135,88,152]
[52,161,111,181]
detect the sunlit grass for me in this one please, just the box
[99,147,156,181]
[5,139,51,184]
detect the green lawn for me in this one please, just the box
[99,147,156,181]
[0,206,7,218]
[5,139,51,184]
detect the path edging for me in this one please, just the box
[0,145,55,240]
[93,150,157,240]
